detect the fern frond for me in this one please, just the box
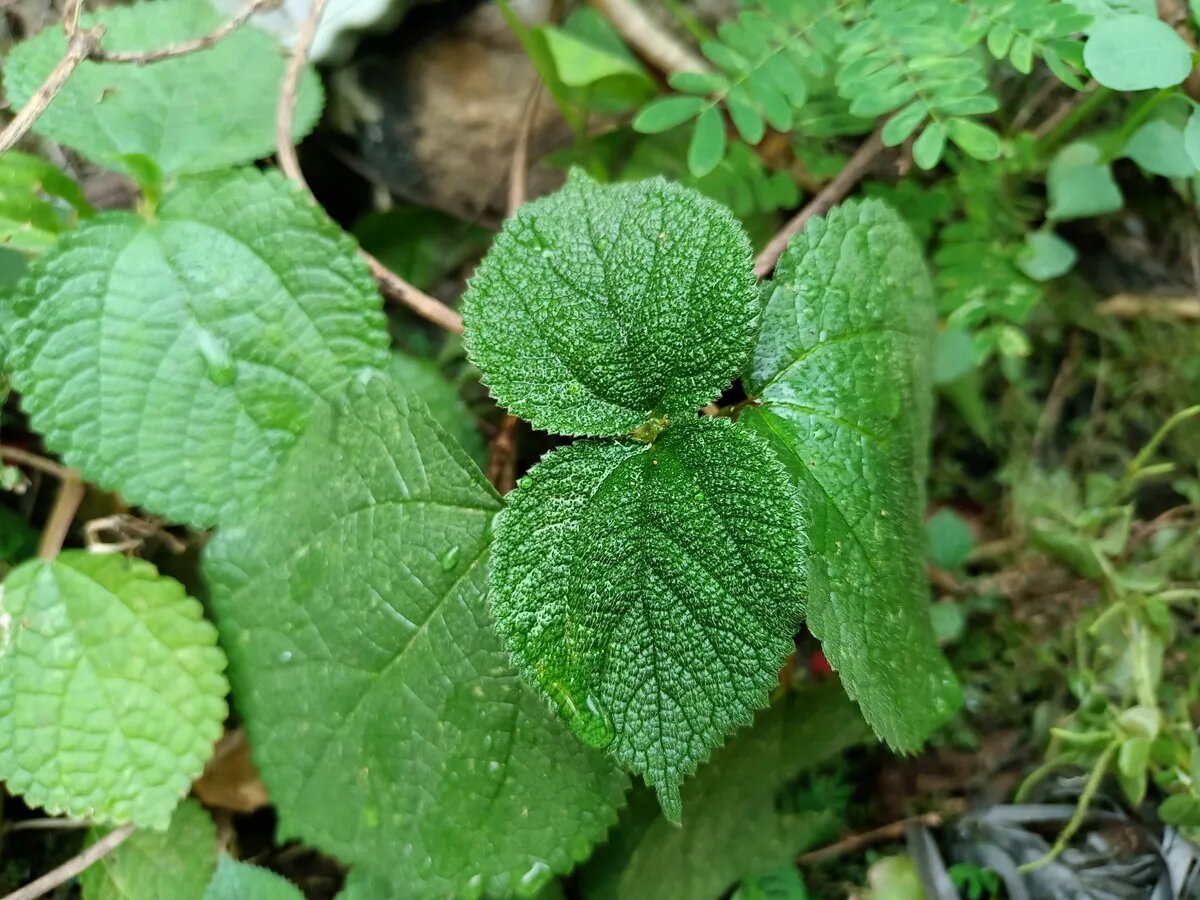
[965,0,1091,87]
[837,0,1001,169]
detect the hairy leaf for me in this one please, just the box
[743,199,960,751]
[81,800,216,900]
[387,352,486,469]
[0,554,228,829]
[205,856,303,900]
[204,376,628,897]
[4,0,322,177]
[580,685,871,900]
[3,168,388,527]
[463,172,758,436]
[490,416,805,821]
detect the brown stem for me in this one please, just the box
[1098,293,1200,321]
[0,446,75,480]
[588,0,710,76]
[797,800,965,867]
[754,126,887,279]
[92,0,274,63]
[2,823,134,900]
[0,0,103,154]
[37,476,83,560]
[273,0,463,333]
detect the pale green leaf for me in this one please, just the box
[1123,119,1196,177]
[462,172,758,437]
[926,508,973,569]
[204,376,628,897]
[580,685,871,900]
[386,352,486,469]
[1185,106,1200,169]
[633,96,707,133]
[912,122,946,170]
[4,168,388,527]
[81,800,216,900]
[0,554,228,829]
[743,199,960,751]
[0,152,91,254]
[204,856,304,900]
[945,119,1001,161]
[1083,15,1194,90]
[4,0,322,177]
[1017,230,1078,281]
[690,107,729,177]
[1046,142,1123,221]
[490,416,805,821]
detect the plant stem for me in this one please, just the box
[93,0,276,63]
[0,446,74,481]
[37,476,83,560]
[2,823,134,900]
[589,0,710,76]
[1019,741,1119,873]
[1034,85,1112,154]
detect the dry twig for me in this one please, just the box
[589,0,709,76]
[274,0,464,333]
[93,0,276,63]
[797,800,966,867]
[0,445,75,480]
[2,823,134,900]
[1098,293,1200,321]
[37,475,83,560]
[754,126,887,279]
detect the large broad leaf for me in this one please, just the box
[204,376,628,898]
[387,351,486,469]
[741,199,960,751]
[204,856,303,900]
[81,800,216,900]
[462,172,759,436]
[0,554,228,829]
[490,416,805,821]
[4,0,322,177]
[3,168,389,527]
[580,685,872,900]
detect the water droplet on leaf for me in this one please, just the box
[551,682,614,749]
[439,545,461,572]
[196,330,236,386]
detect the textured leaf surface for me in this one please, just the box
[743,199,960,751]
[463,172,758,436]
[580,685,871,900]
[490,416,805,820]
[4,168,388,526]
[204,376,628,898]
[204,856,303,900]
[81,799,215,900]
[0,554,227,828]
[387,351,486,468]
[4,0,322,176]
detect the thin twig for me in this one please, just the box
[1098,293,1200,321]
[6,818,93,833]
[2,823,134,900]
[37,475,83,559]
[487,80,544,493]
[0,446,75,480]
[754,126,887,279]
[273,0,463,333]
[0,0,103,155]
[275,0,329,189]
[92,0,274,63]
[797,801,966,867]
[588,0,710,76]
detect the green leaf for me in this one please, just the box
[1184,105,1200,169]
[1083,15,1194,90]
[912,122,947,170]
[1117,735,1151,806]
[931,328,976,386]
[462,172,758,437]
[4,168,388,527]
[0,553,228,829]
[204,856,303,900]
[634,96,707,133]
[541,9,654,110]
[689,107,729,177]
[353,204,490,293]
[1123,119,1196,177]
[203,376,628,896]
[4,0,322,177]
[580,685,871,900]
[732,867,808,900]
[742,199,961,751]
[1159,792,1200,827]
[946,119,1001,161]
[0,152,92,254]
[1017,230,1079,281]
[490,416,805,821]
[926,508,973,569]
[386,352,486,469]
[1046,142,1123,221]
[81,800,216,900]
